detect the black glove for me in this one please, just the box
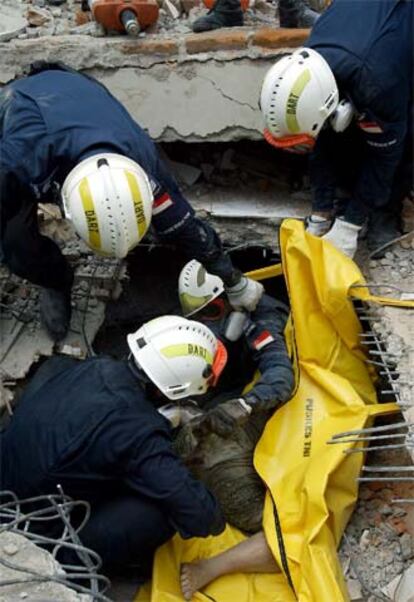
[206,398,252,438]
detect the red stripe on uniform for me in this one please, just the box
[153,192,171,208]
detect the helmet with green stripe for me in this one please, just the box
[127,315,228,400]
[178,260,224,317]
[260,48,339,152]
[62,153,153,258]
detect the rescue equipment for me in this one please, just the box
[260,48,338,149]
[127,315,228,400]
[62,153,153,258]
[136,219,410,602]
[87,0,159,35]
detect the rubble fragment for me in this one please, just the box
[0,532,91,602]
[0,2,27,42]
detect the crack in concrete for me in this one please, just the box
[197,73,257,112]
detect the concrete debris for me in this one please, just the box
[0,532,91,601]
[346,577,363,601]
[382,564,414,602]
[163,0,181,19]
[3,0,287,39]
[0,212,126,402]
[169,159,202,186]
[340,446,414,597]
[0,2,28,42]
[26,5,53,27]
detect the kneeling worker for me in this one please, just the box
[0,62,262,341]
[0,316,228,573]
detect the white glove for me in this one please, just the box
[226,277,264,311]
[322,218,362,258]
[305,215,333,237]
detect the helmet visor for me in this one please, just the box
[263,129,315,154]
[208,339,228,387]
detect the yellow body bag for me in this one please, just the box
[137,219,408,602]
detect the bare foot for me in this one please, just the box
[180,559,214,601]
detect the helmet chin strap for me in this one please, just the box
[329,98,355,133]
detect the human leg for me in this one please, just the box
[180,531,279,600]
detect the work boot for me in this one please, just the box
[192,0,243,33]
[39,287,72,343]
[279,0,319,27]
[366,211,401,259]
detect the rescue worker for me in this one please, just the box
[0,316,227,574]
[0,63,263,342]
[193,0,319,33]
[172,260,294,534]
[260,0,413,257]
[178,259,295,436]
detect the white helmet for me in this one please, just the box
[178,260,224,317]
[62,153,153,258]
[260,48,339,152]
[127,315,228,400]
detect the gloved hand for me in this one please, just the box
[206,398,252,438]
[322,217,362,258]
[226,277,264,312]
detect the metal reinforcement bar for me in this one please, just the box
[0,490,112,601]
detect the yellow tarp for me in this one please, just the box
[136,219,402,602]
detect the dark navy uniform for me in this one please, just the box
[0,65,239,291]
[202,294,294,412]
[308,0,413,231]
[0,357,224,570]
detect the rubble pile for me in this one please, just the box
[0,206,126,413]
[0,532,92,602]
[340,449,414,601]
[4,0,285,40]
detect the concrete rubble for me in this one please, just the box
[9,0,294,40]
[0,2,27,43]
[0,205,126,413]
[0,531,91,601]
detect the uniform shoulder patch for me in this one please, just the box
[153,192,173,215]
[357,120,383,134]
[253,330,274,350]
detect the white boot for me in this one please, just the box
[322,218,362,258]
[305,215,333,237]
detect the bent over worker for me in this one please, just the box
[178,259,295,436]
[260,0,413,257]
[0,62,263,342]
[0,316,227,573]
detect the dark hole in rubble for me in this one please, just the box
[94,243,286,358]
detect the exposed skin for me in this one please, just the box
[180,531,279,601]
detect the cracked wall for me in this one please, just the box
[0,29,308,142]
[95,59,269,142]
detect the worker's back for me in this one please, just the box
[308,0,412,121]
[1,356,168,500]
[0,69,158,191]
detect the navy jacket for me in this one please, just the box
[204,294,295,411]
[0,357,224,539]
[308,0,413,212]
[0,67,238,285]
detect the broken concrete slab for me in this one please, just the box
[0,4,27,43]
[0,532,91,601]
[0,30,307,140]
[382,564,414,602]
